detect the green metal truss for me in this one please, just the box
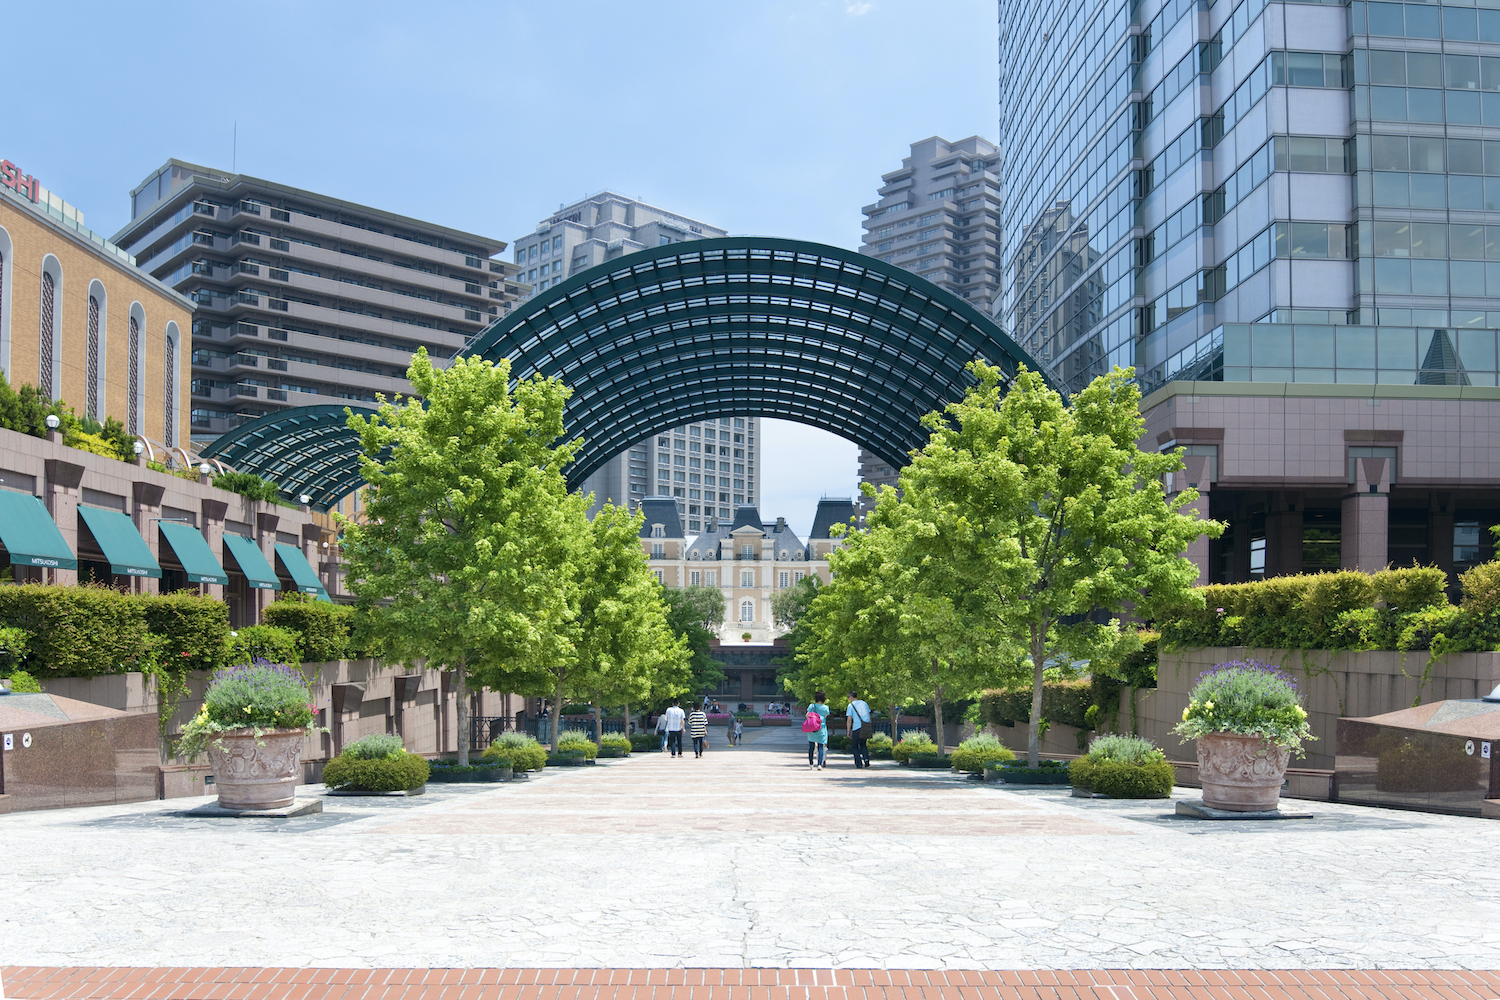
[199,237,1051,508]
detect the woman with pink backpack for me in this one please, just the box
[803,691,830,769]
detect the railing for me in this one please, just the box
[465,282,481,295]
[193,201,216,216]
[268,327,289,341]
[235,322,259,337]
[464,309,481,321]
[237,201,262,216]
[470,715,523,751]
[233,385,259,398]
[232,353,260,367]
[238,262,260,275]
[236,292,259,305]
[270,238,290,252]
[271,208,291,222]
[268,298,289,312]
[266,389,288,401]
[269,268,289,282]
[268,359,288,371]
[736,553,759,560]
[235,231,261,245]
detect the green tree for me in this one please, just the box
[558,502,688,751]
[658,585,725,707]
[338,349,582,764]
[906,363,1218,766]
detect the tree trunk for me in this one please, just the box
[594,692,602,746]
[552,675,565,753]
[1027,624,1045,769]
[890,704,899,744]
[932,679,945,754]
[455,660,470,766]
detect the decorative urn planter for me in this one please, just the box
[207,728,306,810]
[1196,732,1290,811]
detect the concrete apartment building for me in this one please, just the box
[111,160,527,443]
[512,194,760,530]
[0,155,192,449]
[855,136,1003,506]
[640,498,854,645]
[998,0,1500,587]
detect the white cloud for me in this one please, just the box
[845,2,873,14]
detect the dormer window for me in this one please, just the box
[651,525,665,538]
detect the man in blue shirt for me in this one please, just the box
[846,690,873,768]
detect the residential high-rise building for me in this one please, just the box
[998,0,1500,588]
[855,136,1002,504]
[112,160,526,442]
[513,194,756,527]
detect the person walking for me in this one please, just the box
[664,699,686,757]
[846,690,873,768]
[804,691,830,769]
[726,712,738,747]
[655,711,670,752]
[688,704,709,757]
[732,716,744,747]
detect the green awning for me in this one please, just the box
[158,521,229,585]
[0,491,76,570]
[274,543,330,601]
[222,533,281,590]
[77,506,161,578]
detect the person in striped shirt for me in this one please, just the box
[687,704,709,757]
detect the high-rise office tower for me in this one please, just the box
[856,136,1002,503]
[998,0,1500,395]
[513,194,756,529]
[113,160,526,442]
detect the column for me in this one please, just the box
[1342,456,1391,573]
[201,499,228,602]
[131,482,166,595]
[1428,491,1455,584]
[255,510,280,622]
[301,523,325,594]
[42,458,85,587]
[1265,491,1304,578]
[1171,454,1214,587]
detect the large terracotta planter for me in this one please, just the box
[1196,732,1290,811]
[207,728,305,810]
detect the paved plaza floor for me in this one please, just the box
[2,726,1499,972]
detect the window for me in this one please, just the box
[740,600,754,623]
[740,570,754,587]
[1456,520,1482,564]
[552,236,562,251]
[86,295,101,420]
[794,571,806,583]
[690,570,702,586]
[127,314,142,435]
[659,236,672,246]
[654,570,665,584]
[39,270,56,398]
[651,525,665,538]
[651,543,664,559]
[705,570,717,586]
[741,543,754,558]
[528,245,537,259]
[779,571,789,588]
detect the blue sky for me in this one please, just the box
[2,0,998,535]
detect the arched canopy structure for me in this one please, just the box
[201,237,1050,507]
[198,403,375,510]
[468,237,1051,485]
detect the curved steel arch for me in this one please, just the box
[467,236,1052,486]
[200,237,1051,506]
[197,404,377,510]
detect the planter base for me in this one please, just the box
[1071,787,1110,798]
[185,797,323,818]
[325,786,426,797]
[1175,798,1312,820]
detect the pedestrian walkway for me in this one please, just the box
[1,728,1499,970]
[5,967,1499,1000]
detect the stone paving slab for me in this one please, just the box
[6,967,1500,1000]
[2,726,1499,969]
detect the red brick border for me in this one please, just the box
[4,969,1500,1000]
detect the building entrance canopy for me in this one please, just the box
[199,237,1051,507]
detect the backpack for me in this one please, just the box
[802,708,824,733]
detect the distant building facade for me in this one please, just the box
[641,498,856,645]
[112,160,525,443]
[0,156,192,449]
[855,136,1002,506]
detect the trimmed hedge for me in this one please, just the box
[0,584,151,677]
[141,592,231,671]
[980,680,1092,730]
[225,625,300,667]
[950,734,1016,773]
[322,752,430,792]
[481,733,548,771]
[1069,757,1174,798]
[629,732,661,752]
[600,733,632,755]
[264,597,352,663]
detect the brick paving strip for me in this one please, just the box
[5,968,1500,1000]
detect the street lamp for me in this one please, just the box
[298,494,311,505]
[132,441,145,456]
[199,462,211,476]
[44,414,59,430]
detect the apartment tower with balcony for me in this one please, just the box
[112,160,525,443]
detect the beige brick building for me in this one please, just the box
[0,170,191,449]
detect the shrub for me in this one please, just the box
[600,733,632,754]
[1070,734,1174,798]
[980,679,1092,729]
[557,729,599,759]
[4,669,41,693]
[891,730,938,763]
[1462,561,1500,618]
[828,734,852,752]
[733,710,760,719]
[342,733,406,760]
[177,660,315,759]
[629,731,661,752]
[1300,572,1376,633]
[950,733,1016,772]
[0,626,29,672]
[322,751,429,792]
[1173,659,1312,754]
[139,592,231,671]
[0,584,151,677]
[211,471,290,505]
[1373,566,1448,612]
[481,732,547,771]
[866,731,893,752]
[226,625,301,668]
[264,597,351,663]
[560,703,594,716]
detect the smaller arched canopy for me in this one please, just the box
[197,404,375,510]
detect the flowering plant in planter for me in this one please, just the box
[176,658,319,760]
[1172,659,1313,755]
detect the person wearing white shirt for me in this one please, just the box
[846,690,873,769]
[664,699,686,757]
